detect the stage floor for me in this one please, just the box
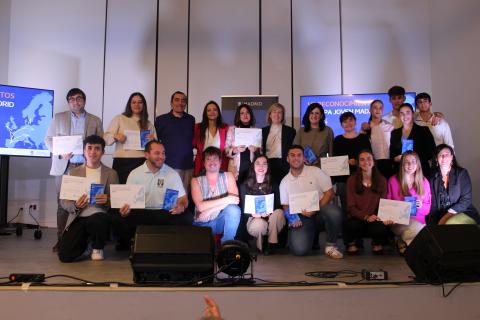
[0,227,415,286]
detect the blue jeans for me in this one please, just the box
[193,204,241,243]
[288,203,343,256]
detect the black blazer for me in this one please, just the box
[428,166,479,224]
[262,124,296,162]
[390,123,436,177]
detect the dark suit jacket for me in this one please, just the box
[390,123,436,177]
[60,164,119,231]
[428,166,479,224]
[262,124,296,162]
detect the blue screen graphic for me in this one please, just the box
[0,84,53,157]
[300,92,416,137]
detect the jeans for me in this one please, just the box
[288,203,343,256]
[193,204,241,244]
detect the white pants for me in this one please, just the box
[390,218,425,245]
[246,209,285,250]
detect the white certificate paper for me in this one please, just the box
[59,175,91,201]
[289,191,320,214]
[377,198,411,225]
[234,128,262,147]
[52,135,83,155]
[244,194,275,214]
[320,155,350,176]
[110,184,145,209]
[123,130,142,151]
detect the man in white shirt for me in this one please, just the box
[414,92,454,148]
[382,85,406,129]
[279,145,343,258]
[113,140,192,250]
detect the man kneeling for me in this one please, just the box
[58,135,119,262]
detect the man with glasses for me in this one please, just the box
[45,88,103,252]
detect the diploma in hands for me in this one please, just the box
[123,130,142,150]
[320,155,350,176]
[52,135,83,155]
[59,175,91,201]
[377,198,411,225]
[234,128,262,147]
[244,194,274,214]
[288,191,319,214]
[110,184,145,209]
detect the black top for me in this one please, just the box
[390,123,436,178]
[428,166,479,224]
[239,181,282,216]
[262,124,296,185]
[333,133,371,183]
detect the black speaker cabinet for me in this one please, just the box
[130,225,214,284]
[405,225,480,283]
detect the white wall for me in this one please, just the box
[0,0,11,83]
[4,0,479,226]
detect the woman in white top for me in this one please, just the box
[104,92,156,183]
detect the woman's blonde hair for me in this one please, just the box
[266,102,285,125]
[398,150,424,197]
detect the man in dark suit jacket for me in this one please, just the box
[58,135,119,262]
[44,88,103,251]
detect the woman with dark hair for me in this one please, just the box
[261,102,296,186]
[104,92,156,183]
[428,144,479,225]
[390,103,436,178]
[385,151,431,254]
[294,103,334,167]
[239,154,285,254]
[193,100,229,176]
[225,104,259,184]
[345,150,390,255]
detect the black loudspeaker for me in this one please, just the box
[405,225,480,283]
[130,225,214,284]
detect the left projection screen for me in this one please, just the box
[0,84,53,157]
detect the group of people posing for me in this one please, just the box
[45,86,478,262]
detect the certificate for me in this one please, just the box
[59,175,91,201]
[244,194,275,214]
[289,191,319,214]
[377,198,411,225]
[320,155,350,176]
[110,184,145,209]
[234,128,262,147]
[123,130,142,150]
[52,135,83,155]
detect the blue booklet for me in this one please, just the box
[401,139,414,154]
[255,196,267,214]
[89,184,105,205]
[304,145,317,163]
[140,130,150,148]
[404,196,417,216]
[163,188,179,211]
[283,207,300,225]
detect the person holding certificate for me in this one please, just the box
[389,103,435,178]
[239,154,285,254]
[279,145,343,258]
[111,140,192,251]
[57,135,119,262]
[385,151,431,255]
[345,150,391,255]
[225,104,260,184]
[262,103,296,186]
[294,103,334,167]
[193,101,229,176]
[104,92,156,183]
[428,144,479,225]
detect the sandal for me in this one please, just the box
[396,240,407,256]
[346,243,359,255]
[372,244,384,255]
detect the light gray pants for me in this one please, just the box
[246,209,286,250]
[390,218,425,245]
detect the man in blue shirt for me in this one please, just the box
[155,91,195,193]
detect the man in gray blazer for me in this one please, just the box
[45,88,103,251]
[57,135,119,262]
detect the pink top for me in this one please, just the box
[386,175,431,224]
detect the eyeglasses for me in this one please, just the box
[68,96,85,103]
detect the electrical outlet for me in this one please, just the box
[21,201,40,225]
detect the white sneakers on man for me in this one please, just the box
[325,246,343,259]
[91,249,104,261]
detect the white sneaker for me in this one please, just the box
[91,249,104,261]
[325,246,343,259]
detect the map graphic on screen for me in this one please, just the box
[0,84,53,157]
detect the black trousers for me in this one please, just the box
[58,212,110,263]
[112,157,146,184]
[344,218,391,245]
[111,209,194,245]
